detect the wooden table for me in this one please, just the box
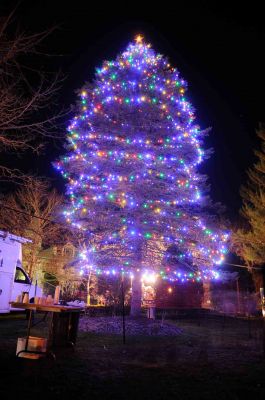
[10,302,84,359]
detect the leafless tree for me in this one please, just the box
[0,177,68,277]
[0,8,66,183]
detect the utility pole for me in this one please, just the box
[236,277,240,314]
[121,274,126,344]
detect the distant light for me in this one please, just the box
[168,287,172,293]
[142,272,157,284]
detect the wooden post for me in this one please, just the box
[202,281,212,309]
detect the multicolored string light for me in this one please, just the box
[55,35,229,282]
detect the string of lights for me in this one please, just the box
[54,35,229,283]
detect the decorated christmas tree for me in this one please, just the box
[55,35,228,316]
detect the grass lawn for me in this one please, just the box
[1,312,265,399]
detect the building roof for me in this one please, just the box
[0,230,32,244]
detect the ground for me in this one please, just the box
[1,311,265,399]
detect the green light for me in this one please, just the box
[143,203,148,208]
[159,173,165,178]
[144,232,152,239]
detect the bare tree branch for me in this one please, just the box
[0,9,69,182]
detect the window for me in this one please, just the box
[14,267,30,284]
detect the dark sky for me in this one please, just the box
[1,1,264,220]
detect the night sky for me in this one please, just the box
[1,1,264,220]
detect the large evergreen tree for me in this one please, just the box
[55,36,228,315]
[233,125,265,291]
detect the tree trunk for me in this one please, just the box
[86,269,92,306]
[252,268,265,294]
[252,268,265,313]
[130,240,143,317]
[130,271,142,317]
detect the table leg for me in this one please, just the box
[16,309,55,360]
[25,309,33,352]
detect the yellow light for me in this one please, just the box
[155,208,161,213]
[135,34,144,43]
[142,273,157,284]
[168,287,172,293]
